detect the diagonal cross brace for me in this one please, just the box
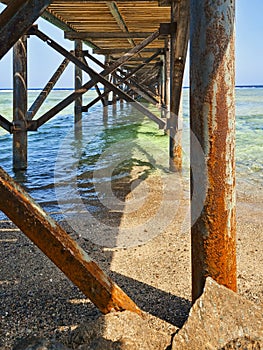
[0,166,141,315]
[0,0,51,59]
[29,27,165,130]
[27,57,70,120]
[83,50,161,107]
[0,115,12,133]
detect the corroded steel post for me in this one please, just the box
[104,55,110,106]
[190,0,237,302]
[169,0,189,172]
[74,40,83,127]
[0,167,141,315]
[13,35,28,171]
[165,40,170,112]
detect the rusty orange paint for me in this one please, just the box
[0,167,141,315]
[170,141,183,172]
[190,0,237,302]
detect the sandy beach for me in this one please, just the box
[0,172,262,349]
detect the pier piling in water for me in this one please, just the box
[13,35,28,171]
[190,0,237,302]
[74,39,83,128]
[169,0,189,172]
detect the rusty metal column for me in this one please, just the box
[74,39,83,128]
[13,35,28,171]
[190,0,237,302]
[169,0,189,172]
[104,55,110,106]
[165,41,170,112]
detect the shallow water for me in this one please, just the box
[0,88,262,222]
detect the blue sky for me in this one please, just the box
[0,1,263,88]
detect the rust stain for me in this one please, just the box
[0,167,141,315]
[173,143,183,171]
[203,30,236,292]
[191,1,236,301]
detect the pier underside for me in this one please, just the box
[0,0,237,317]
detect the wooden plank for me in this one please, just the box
[42,9,100,50]
[93,47,163,54]
[106,1,138,49]
[65,31,155,39]
[0,166,141,315]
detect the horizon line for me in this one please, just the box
[0,84,263,91]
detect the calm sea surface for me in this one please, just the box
[0,87,262,221]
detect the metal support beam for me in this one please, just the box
[0,115,12,133]
[169,0,189,172]
[84,50,161,106]
[82,53,161,110]
[190,0,237,302]
[30,28,165,129]
[0,0,51,59]
[27,58,70,120]
[0,167,141,315]
[82,55,106,108]
[159,60,165,106]
[13,36,28,171]
[165,40,171,111]
[74,40,83,126]
[104,55,110,106]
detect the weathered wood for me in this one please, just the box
[0,166,141,315]
[169,0,189,172]
[106,1,141,51]
[27,58,70,120]
[93,48,163,55]
[42,9,100,50]
[65,31,155,39]
[43,0,170,60]
[0,0,51,59]
[13,36,28,171]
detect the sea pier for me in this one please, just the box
[0,0,236,315]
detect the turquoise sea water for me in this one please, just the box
[0,87,262,221]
